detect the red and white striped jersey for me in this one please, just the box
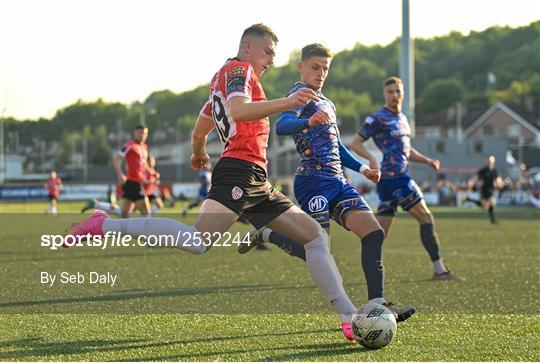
[118,140,148,182]
[200,58,270,170]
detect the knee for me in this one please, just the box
[361,229,385,245]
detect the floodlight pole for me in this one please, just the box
[0,108,5,183]
[400,0,415,137]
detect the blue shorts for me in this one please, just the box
[198,187,209,200]
[294,175,372,230]
[376,174,423,216]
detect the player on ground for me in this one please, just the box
[81,184,122,215]
[182,163,211,217]
[238,44,415,339]
[68,24,363,340]
[114,125,151,217]
[145,155,164,215]
[45,169,62,217]
[349,76,465,281]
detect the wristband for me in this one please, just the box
[359,164,369,174]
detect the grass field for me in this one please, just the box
[1,201,539,361]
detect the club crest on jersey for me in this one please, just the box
[308,195,328,212]
[231,186,244,200]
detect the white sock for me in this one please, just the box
[260,227,273,243]
[51,206,57,216]
[369,297,387,305]
[304,234,357,323]
[151,205,159,215]
[433,259,447,275]
[95,201,112,211]
[111,207,122,216]
[102,218,207,254]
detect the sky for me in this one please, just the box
[0,0,538,120]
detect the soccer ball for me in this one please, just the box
[351,303,397,349]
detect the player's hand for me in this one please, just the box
[118,174,126,185]
[191,153,210,170]
[308,109,330,126]
[363,168,381,183]
[287,88,319,108]
[429,159,440,171]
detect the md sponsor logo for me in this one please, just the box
[308,195,328,213]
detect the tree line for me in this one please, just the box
[4,20,539,168]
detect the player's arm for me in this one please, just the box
[275,109,330,135]
[350,135,378,170]
[409,147,440,171]
[338,139,380,183]
[190,113,215,170]
[113,153,126,184]
[228,88,318,122]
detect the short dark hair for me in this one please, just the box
[383,77,403,87]
[301,43,333,61]
[241,23,278,43]
[135,124,148,130]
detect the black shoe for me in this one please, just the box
[238,229,264,254]
[383,302,416,323]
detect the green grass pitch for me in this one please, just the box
[1,201,539,361]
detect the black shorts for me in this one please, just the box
[122,180,146,202]
[207,157,294,228]
[48,194,58,202]
[481,188,494,200]
[148,194,156,201]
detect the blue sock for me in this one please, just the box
[420,223,441,262]
[361,229,385,300]
[267,231,306,261]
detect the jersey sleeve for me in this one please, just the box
[117,143,130,158]
[358,114,383,140]
[285,85,308,117]
[225,63,254,101]
[199,99,213,119]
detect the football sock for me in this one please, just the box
[51,206,57,216]
[361,230,385,301]
[261,228,306,260]
[304,234,356,322]
[488,206,496,223]
[433,259,447,275]
[102,218,207,254]
[95,201,112,211]
[420,223,441,262]
[369,297,387,305]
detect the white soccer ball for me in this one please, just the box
[351,303,397,349]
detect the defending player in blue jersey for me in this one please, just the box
[350,76,464,281]
[238,44,416,340]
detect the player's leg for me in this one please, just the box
[265,205,357,324]
[407,200,464,281]
[343,209,385,302]
[134,197,151,217]
[238,175,332,260]
[67,198,237,254]
[482,190,497,224]
[377,215,395,237]
[50,198,58,216]
[120,199,134,218]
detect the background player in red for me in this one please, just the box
[113,124,151,217]
[69,24,362,340]
[44,169,62,217]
